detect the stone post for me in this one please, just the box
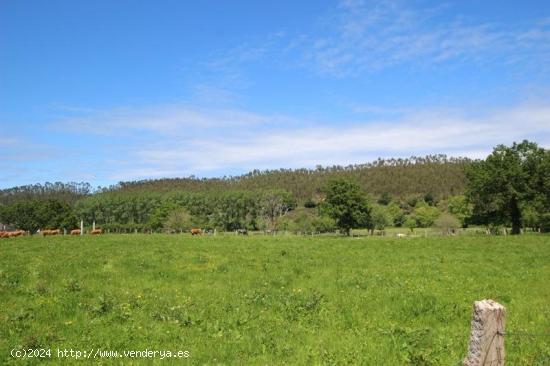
[464,299,506,366]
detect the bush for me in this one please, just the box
[433,213,460,234]
[371,205,392,232]
[405,216,416,233]
[539,213,550,233]
[163,210,194,232]
[414,204,441,228]
[312,216,337,233]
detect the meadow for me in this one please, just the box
[1,234,549,365]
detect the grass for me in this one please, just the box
[1,234,549,365]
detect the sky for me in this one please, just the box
[1,0,550,188]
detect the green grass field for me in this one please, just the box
[1,234,549,365]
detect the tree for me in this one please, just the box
[405,216,416,233]
[164,209,194,232]
[466,140,549,234]
[259,190,295,231]
[38,198,77,229]
[413,202,441,228]
[387,202,406,227]
[433,213,460,235]
[312,215,336,233]
[377,192,392,205]
[371,205,392,234]
[0,200,41,233]
[321,178,371,235]
[447,195,473,228]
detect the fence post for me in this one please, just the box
[464,299,506,366]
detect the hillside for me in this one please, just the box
[109,155,470,202]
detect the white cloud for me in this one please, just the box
[60,102,550,181]
[282,0,550,76]
[53,104,298,137]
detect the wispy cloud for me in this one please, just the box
[49,102,550,181]
[205,0,550,78]
[290,0,550,76]
[53,104,296,137]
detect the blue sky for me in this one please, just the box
[1,0,550,188]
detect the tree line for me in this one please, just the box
[0,142,548,235]
[105,154,470,202]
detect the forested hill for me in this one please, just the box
[0,155,470,204]
[110,155,470,201]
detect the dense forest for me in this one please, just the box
[0,155,468,233]
[112,155,469,201]
[1,145,548,235]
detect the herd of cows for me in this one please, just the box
[0,228,103,238]
[0,227,251,238]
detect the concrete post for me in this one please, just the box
[80,220,84,235]
[464,299,506,366]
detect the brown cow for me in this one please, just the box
[9,230,25,237]
[42,229,60,236]
[90,229,102,235]
[70,229,81,235]
[1,230,24,238]
[190,228,202,236]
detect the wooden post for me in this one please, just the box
[80,220,84,236]
[464,299,506,366]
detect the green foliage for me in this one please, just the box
[539,213,550,233]
[258,190,296,231]
[377,192,392,205]
[3,144,548,234]
[311,215,337,233]
[423,192,436,206]
[163,209,194,232]
[38,199,78,229]
[405,216,417,232]
[0,198,76,232]
[433,213,461,234]
[282,209,337,234]
[466,140,550,234]
[371,205,392,231]
[70,190,297,233]
[413,203,441,228]
[78,154,470,203]
[0,181,92,206]
[303,198,317,208]
[321,179,372,235]
[386,202,406,227]
[148,202,178,230]
[0,200,41,233]
[0,155,474,232]
[447,195,473,227]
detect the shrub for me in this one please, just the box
[433,213,460,234]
